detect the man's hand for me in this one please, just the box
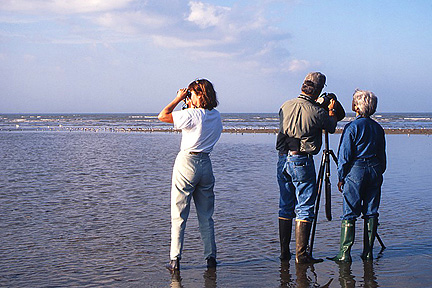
[328,99,336,111]
[328,99,336,117]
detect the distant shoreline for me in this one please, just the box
[220,128,432,135]
[2,128,431,134]
[94,127,432,134]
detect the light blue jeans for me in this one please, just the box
[277,153,296,220]
[284,154,317,222]
[170,151,216,261]
[341,158,383,220]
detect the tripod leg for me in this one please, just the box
[324,150,332,221]
[325,176,332,221]
[309,153,326,256]
[329,150,338,165]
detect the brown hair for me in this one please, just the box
[188,79,218,110]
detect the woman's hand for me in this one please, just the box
[176,88,189,101]
[158,88,188,123]
[337,181,344,192]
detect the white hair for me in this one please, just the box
[352,89,378,117]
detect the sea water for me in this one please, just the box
[1,130,431,287]
[1,112,432,132]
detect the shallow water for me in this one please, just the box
[2,112,432,132]
[1,132,431,287]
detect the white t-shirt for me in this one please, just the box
[172,108,223,153]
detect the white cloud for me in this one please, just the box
[1,0,297,75]
[186,1,230,29]
[93,11,169,34]
[173,1,292,74]
[0,0,134,14]
[192,50,234,59]
[287,59,311,72]
[151,35,219,49]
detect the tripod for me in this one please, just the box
[309,131,337,255]
[308,131,386,256]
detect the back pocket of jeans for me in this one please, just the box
[291,161,314,182]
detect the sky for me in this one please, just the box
[1,0,431,113]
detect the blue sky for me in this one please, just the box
[1,0,431,113]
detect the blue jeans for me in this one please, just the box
[341,158,383,220]
[277,154,296,219]
[170,151,216,261]
[283,154,317,222]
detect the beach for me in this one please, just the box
[1,131,431,287]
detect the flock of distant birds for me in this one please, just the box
[4,125,432,134]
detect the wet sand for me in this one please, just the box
[1,132,431,287]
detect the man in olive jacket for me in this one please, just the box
[276,72,345,264]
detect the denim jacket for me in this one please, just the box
[337,116,386,182]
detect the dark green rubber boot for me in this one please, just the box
[279,218,292,260]
[327,219,356,262]
[361,217,378,261]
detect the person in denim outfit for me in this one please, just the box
[158,79,223,272]
[328,89,386,262]
[277,72,345,263]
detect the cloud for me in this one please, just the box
[0,0,296,74]
[0,0,134,14]
[93,11,169,35]
[82,1,292,74]
[186,1,230,28]
[287,59,311,72]
[151,35,219,49]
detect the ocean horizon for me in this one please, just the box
[2,112,432,133]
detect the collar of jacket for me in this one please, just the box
[298,94,317,104]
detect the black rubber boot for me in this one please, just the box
[361,217,378,261]
[279,218,292,260]
[166,258,180,272]
[327,219,356,262]
[295,220,323,264]
[206,257,217,268]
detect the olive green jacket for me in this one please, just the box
[279,94,337,155]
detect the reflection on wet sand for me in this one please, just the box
[336,261,379,288]
[203,268,217,288]
[170,271,183,288]
[279,261,294,287]
[363,261,378,288]
[170,269,217,288]
[337,262,355,288]
[279,262,334,288]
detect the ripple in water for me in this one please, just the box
[0,132,431,287]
